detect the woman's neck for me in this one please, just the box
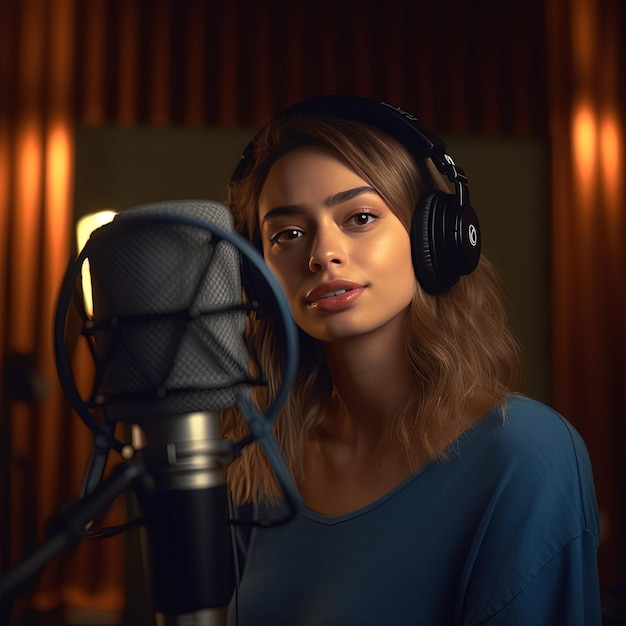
[319,313,415,444]
[301,315,419,515]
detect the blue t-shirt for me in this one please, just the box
[228,395,601,625]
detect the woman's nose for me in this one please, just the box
[308,226,345,272]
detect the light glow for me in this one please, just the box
[599,112,621,208]
[572,103,597,202]
[76,210,117,317]
[14,122,42,350]
[46,122,73,275]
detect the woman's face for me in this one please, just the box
[257,147,416,343]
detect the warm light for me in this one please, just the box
[599,112,621,207]
[76,210,117,316]
[14,122,42,349]
[17,125,41,220]
[46,122,73,276]
[572,103,597,200]
[47,124,72,212]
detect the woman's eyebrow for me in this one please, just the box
[261,204,304,223]
[323,186,379,207]
[261,186,380,224]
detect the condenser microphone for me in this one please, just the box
[85,199,251,625]
[0,200,300,622]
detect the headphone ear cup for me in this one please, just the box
[411,191,451,295]
[410,192,481,295]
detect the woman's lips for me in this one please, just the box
[306,281,366,311]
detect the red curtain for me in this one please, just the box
[546,0,626,585]
[0,0,127,618]
[66,0,548,133]
[0,0,623,620]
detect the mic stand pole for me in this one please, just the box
[0,454,145,623]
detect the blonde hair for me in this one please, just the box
[223,115,520,504]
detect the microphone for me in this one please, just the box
[0,200,300,622]
[85,200,249,624]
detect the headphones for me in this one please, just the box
[231,95,481,299]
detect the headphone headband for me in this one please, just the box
[233,95,469,205]
[280,96,445,162]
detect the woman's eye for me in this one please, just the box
[271,228,303,244]
[350,212,376,226]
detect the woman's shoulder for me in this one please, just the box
[446,396,602,625]
[451,394,597,509]
[473,393,589,463]
[456,394,598,531]
[445,396,602,624]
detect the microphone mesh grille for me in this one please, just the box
[87,200,250,422]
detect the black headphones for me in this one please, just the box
[231,95,481,298]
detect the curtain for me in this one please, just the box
[546,0,626,586]
[67,0,547,134]
[1,0,125,620]
[0,0,622,621]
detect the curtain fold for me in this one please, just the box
[67,0,549,134]
[0,0,127,618]
[0,0,623,620]
[546,0,626,585]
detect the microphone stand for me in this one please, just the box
[0,456,144,623]
[0,416,240,626]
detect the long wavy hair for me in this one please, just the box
[222,114,520,505]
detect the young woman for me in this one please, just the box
[222,96,601,625]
